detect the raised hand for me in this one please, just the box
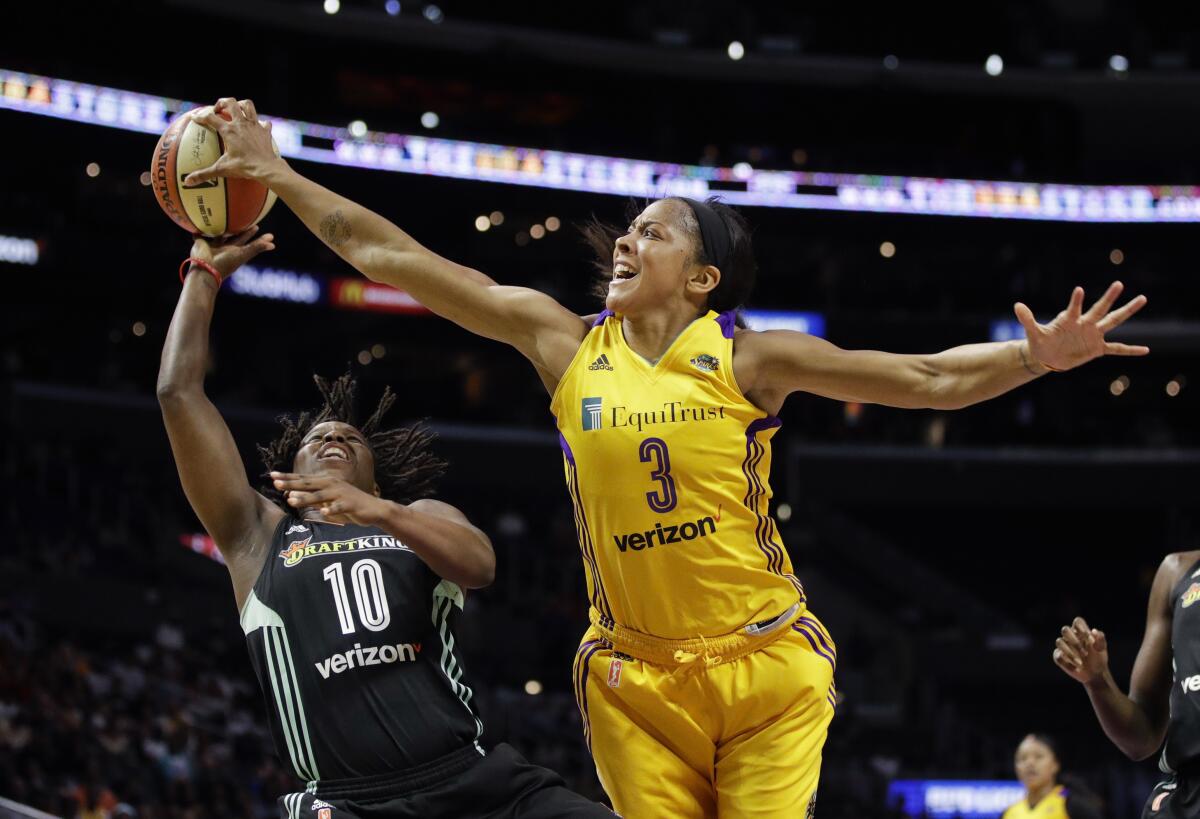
[1053,616,1111,685]
[183,98,282,188]
[189,226,275,280]
[1015,282,1148,372]
[271,471,390,527]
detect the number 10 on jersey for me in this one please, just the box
[323,559,391,634]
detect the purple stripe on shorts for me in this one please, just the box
[798,617,836,667]
[793,624,837,673]
[577,643,607,751]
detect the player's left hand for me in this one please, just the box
[270,472,389,526]
[1014,281,1149,372]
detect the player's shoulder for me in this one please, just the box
[1160,550,1200,585]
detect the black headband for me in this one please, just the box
[678,197,732,274]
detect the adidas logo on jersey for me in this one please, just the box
[588,354,614,371]
[285,524,309,535]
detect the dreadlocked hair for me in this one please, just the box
[257,372,447,510]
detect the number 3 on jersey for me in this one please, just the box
[639,437,678,513]
[323,559,391,634]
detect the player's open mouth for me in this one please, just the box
[318,444,351,462]
[613,263,638,280]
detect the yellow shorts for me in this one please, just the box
[572,610,836,818]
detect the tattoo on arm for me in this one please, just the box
[319,210,352,247]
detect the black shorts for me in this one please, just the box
[1143,770,1200,819]
[277,743,614,819]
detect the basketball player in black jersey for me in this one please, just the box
[1053,550,1200,818]
[158,231,612,818]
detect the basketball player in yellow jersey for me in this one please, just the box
[187,97,1149,817]
[1001,734,1102,819]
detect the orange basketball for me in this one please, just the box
[150,107,278,237]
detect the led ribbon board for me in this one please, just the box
[887,780,1026,818]
[5,69,1200,221]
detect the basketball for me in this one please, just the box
[150,107,278,237]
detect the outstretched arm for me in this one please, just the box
[158,231,284,604]
[1052,554,1184,760]
[183,99,586,382]
[736,282,1147,412]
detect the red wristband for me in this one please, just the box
[179,257,223,287]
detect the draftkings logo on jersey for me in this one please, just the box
[278,535,411,567]
[1183,582,1200,609]
[689,353,719,372]
[582,397,603,431]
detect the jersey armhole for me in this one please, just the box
[548,317,608,420]
[726,329,780,423]
[241,512,297,616]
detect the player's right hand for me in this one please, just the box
[190,226,276,280]
[1053,616,1110,685]
[183,97,283,187]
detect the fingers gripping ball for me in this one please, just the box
[150,107,278,237]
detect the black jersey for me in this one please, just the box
[1162,557,1200,774]
[240,514,482,786]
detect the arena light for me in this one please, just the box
[742,310,826,337]
[330,278,432,314]
[0,234,39,265]
[888,780,1025,818]
[181,533,225,565]
[227,265,323,304]
[989,320,1026,342]
[985,54,1004,76]
[9,69,1200,222]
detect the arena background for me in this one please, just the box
[3,1,1200,816]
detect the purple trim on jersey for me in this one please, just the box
[742,417,786,575]
[592,309,615,327]
[746,415,783,436]
[558,433,576,465]
[563,456,613,621]
[715,309,738,339]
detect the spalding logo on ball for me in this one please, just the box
[150,107,278,236]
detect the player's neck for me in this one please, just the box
[621,305,705,365]
[300,511,354,526]
[1025,782,1056,807]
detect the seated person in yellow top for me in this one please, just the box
[1003,734,1103,819]
[185,97,1149,819]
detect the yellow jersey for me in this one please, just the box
[550,309,805,639]
[1001,786,1070,819]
